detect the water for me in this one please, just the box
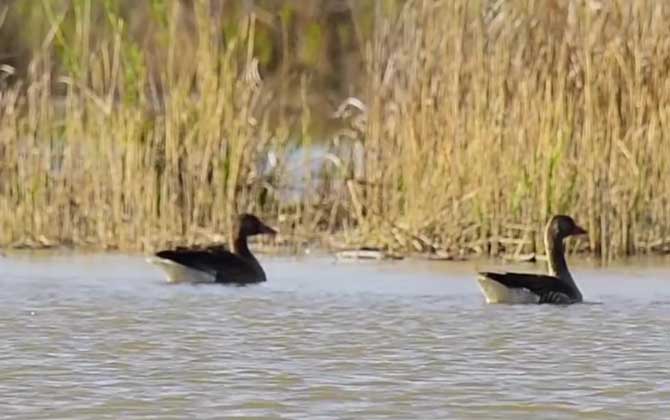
[1,253,670,419]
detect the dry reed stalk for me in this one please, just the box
[0,0,293,251]
[1,0,670,259]
[356,0,670,258]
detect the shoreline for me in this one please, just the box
[3,241,670,269]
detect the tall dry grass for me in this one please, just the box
[357,0,670,260]
[1,0,670,260]
[0,1,302,251]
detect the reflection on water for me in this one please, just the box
[1,254,670,419]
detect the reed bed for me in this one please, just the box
[0,1,301,251]
[356,0,670,260]
[1,0,670,260]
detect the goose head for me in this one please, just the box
[547,215,587,241]
[238,214,277,237]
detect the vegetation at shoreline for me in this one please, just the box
[1,0,669,261]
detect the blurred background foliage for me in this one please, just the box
[0,0,397,138]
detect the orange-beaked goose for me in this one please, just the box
[148,214,276,284]
[477,215,587,304]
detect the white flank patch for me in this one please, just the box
[146,257,216,284]
[477,276,540,304]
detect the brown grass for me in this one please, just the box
[0,2,295,251]
[355,0,670,260]
[1,0,670,260]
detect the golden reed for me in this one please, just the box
[1,1,669,261]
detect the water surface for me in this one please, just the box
[1,253,669,419]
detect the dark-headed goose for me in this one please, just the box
[148,214,276,284]
[477,215,587,304]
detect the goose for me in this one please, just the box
[477,215,587,304]
[147,214,276,284]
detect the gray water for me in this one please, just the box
[1,253,670,419]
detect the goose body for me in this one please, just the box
[148,214,276,285]
[146,253,218,283]
[477,275,541,304]
[477,272,577,304]
[477,215,587,305]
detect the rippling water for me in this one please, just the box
[1,253,670,419]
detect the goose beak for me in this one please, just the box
[572,224,587,236]
[260,224,278,235]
